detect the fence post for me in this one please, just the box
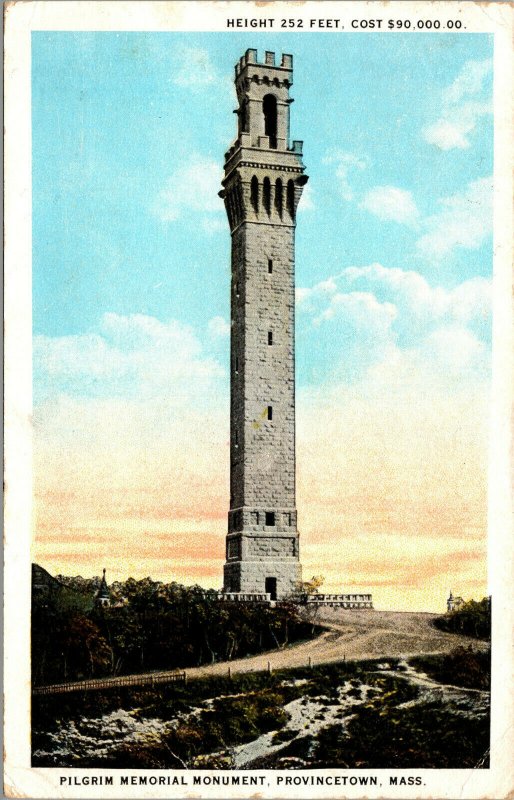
[267,661,272,675]
[228,666,231,679]
[308,656,312,669]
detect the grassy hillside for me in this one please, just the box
[33,650,490,769]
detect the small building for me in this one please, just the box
[95,568,111,608]
[447,590,465,613]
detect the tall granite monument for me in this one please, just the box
[220,49,308,600]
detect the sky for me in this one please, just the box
[32,32,493,611]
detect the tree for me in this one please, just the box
[301,575,325,594]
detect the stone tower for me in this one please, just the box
[220,49,308,601]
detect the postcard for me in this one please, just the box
[4,1,513,798]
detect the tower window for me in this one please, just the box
[268,259,273,273]
[234,429,239,447]
[268,331,273,345]
[267,405,273,420]
[235,356,239,373]
[265,512,275,526]
[234,281,239,296]
[239,99,249,134]
[263,94,278,149]
[251,175,259,213]
[287,179,295,219]
[275,178,283,218]
[263,177,271,215]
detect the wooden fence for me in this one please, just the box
[33,670,187,696]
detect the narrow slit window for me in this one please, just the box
[275,178,283,218]
[251,175,259,214]
[234,429,239,447]
[235,356,239,373]
[268,331,273,345]
[268,259,273,273]
[263,177,271,215]
[234,281,239,296]
[287,179,295,219]
[267,405,273,420]
[263,95,278,149]
[265,512,275,526]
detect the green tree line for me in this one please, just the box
[32,577,316,686]
[433,598,491,640]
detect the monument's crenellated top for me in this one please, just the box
[235,49,293,77]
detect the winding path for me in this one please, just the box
[33,608,487,695]
[183,607,487,679]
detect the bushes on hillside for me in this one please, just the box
[433,598,491,640]
[32,578,317,686]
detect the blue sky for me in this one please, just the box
[33,32,493,386]
[32,32,493,607]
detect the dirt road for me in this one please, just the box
[183,607,486,680]
[35,608,486,694]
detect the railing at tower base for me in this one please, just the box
[304,593,373,609]
[218,592,272,603]
[218,592,373,608]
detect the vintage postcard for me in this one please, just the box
[4,1,513,797]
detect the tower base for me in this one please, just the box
[224,560,302,601]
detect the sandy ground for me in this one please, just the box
[182,607,487,681]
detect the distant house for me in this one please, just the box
[95,568,111,608]
[447,590,465,613]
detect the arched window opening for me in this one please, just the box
[275,178,283,218]
[263,94,278,149]
[287,180,295,220]
[263,177,271,215]
[239,100,249,134]
[251,176,259,214]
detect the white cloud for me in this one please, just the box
[424,120,469,151]
[423,58,492,150]
[323,151,368,201]
[296,278,337,313]
[423,100,492,151]
[34,313,225,403]
[420,324,488,374]
[172,46,216,89]
[153,154,223,225]
[314,291,397,336]
[296,263,491,384]
[443,58,493,106]
[360,186,419,225]
[207,316,230,339]
[416,176,493,260]
[343,263,491,325]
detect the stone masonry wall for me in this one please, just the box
[222,51,306,599]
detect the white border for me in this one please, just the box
[4,2,513,798]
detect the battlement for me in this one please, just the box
[235,49,293,78]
